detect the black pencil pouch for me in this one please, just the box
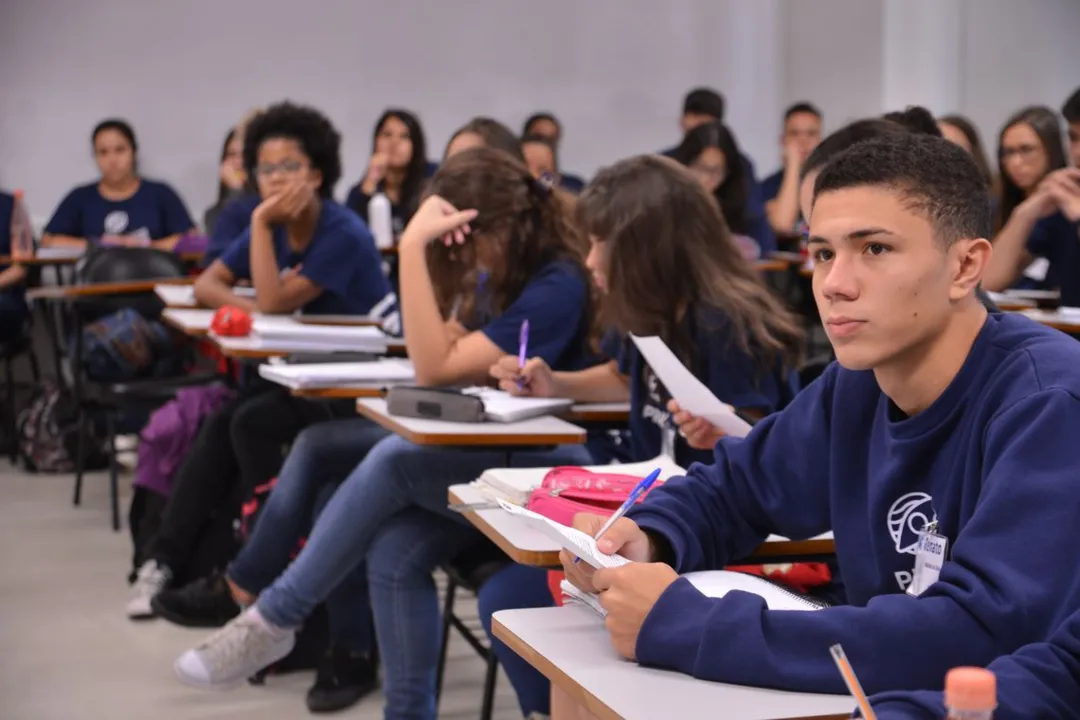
[385,386,485,423]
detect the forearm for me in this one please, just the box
[399,242,455,384]
[551,362,629,402]
[248,220,288,313]
[0,265,28,290]
[984,207,1041,291]
[151,232,187,252]
[193,275,255,312]
[41,234,87,248]
[766,168,802,234]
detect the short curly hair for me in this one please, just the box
[243,101,342,198]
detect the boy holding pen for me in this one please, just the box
[557,133,1080,712]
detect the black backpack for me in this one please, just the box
[16,384,108,473]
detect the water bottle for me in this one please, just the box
[945,667,996,719]
[10,189,35,259]
[368,192,394,249]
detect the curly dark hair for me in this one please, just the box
[243,101,342,198]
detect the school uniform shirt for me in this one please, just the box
[204,194,260,265]
[871,607,1080,719]
[558,173,587,194]
[1027,210,1080,307]
[343,182,414,238]
[202,188,246,237]
[44,179,194,242]
[601,305,797,468]
[466,258,593,373]
[626,312,1080,695]
[0,192,28,311]
[761,168,807,238]
[219,199,394,318]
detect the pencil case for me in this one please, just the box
[385,386,484,423]
[525,467,656,526]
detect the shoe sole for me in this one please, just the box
[173,636,296,691]
[151,598,237,629]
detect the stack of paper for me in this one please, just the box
[252,316,388,353]
[496,500,632,569]
[475,456,686,506]
[461,387,574,423]
[258,359,415,389]
[630,334,753,438]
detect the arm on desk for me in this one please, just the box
[983,192,1053,291]
[491,357,629,403]
[631,390,1080,697]
[40,234,87,249]
[150,232,191,253]
[193,260,257,312]
[765,162,802,235]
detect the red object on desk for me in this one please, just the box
[210,306,253,337]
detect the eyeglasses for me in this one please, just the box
[255,160,306,177]
[999,144,1041,161]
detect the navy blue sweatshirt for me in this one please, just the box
[872,606,1080,718]
[626,312,1080,695]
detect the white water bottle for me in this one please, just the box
[368,192,394,249]
[10,189,34,259]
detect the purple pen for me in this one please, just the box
[516,320,529,390]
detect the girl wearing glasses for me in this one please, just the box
[670,121,775,258]
[194,101,394,317]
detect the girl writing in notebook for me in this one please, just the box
[42,118,195,251]
[171,141,601,717]
[481,154,805,719]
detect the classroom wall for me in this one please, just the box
[1,0,1077,229]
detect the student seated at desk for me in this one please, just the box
[194,101,396,319]
[203,127,247,236]
[872,605,1080,718]
[762,102,823,238]
[670,121,776,256]
[983,105,1080,306]
[554,134,1080,716]
[172,145,597,715]
[522,112,587,193]
[128,102,394,637]
[0,192,30,341]
[343,109,429,237]
[479,153,805,719]
[42,119,195,251]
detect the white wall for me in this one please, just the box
[1,0,1077,227]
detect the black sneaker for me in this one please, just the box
[305,646,379,714]
[150,572,242,628]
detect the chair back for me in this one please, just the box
[75,248,187,321]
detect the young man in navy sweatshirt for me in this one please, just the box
[871,606,1080,717]
[561,133,1080,698]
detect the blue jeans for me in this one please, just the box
[227,417,389,654]
[254,433,594,719]
[477,564,556,716]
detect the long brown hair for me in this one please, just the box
[995,106,1067,231]
[579,155,803,371]
[427,147,590,329]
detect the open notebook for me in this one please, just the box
[461,387,574,423]
[495,500,830,615]
[258,359,415,389]
[477,456,686,505]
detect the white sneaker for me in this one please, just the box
[173,606,296,690]
[127,560,172,619]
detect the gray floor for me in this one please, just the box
[0,464,523,720]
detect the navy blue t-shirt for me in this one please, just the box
[602,304,797,468]
[0,192,27,308]
[468,259,592,373]
[558,174,587,194]
[760,169,782,202]
[205,194,260,265]
[219,199,393,317]
[628,312,1080,695]
[44,180,194,242]
[1027,211,1080,307]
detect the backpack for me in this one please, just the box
[80,308,181,382]
[16,383,108,473]
[242,477,330,677]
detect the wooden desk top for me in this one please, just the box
[291,384,388,399]
[357,398,586,447]
[755,259,789,273]
[293,314,381,327]
[161,308,214,337]
[28,276,193,300]
[0,254,80,266]
[448,485,835,566]
[566,402,631,424]
[493,607,853,720]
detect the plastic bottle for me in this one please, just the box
[945,667,996,719]
[10,189,35,259]
[368,193,394,249]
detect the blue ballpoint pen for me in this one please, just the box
[574,467,663,564]
[516,319,529,390]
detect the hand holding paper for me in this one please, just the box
[631,334,753,438]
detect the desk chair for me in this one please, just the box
[435,539,513,720]
[0,316,41,464]
[67,248,217,531]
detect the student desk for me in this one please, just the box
[566,402,631,424]
[754,259,789,273]
[28,276,192,301]
[355,398,586,447]
[492,606,853,720]
[1020,308,1080,334]
[447,483,836,566]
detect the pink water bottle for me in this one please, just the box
[10,190,34,260]
[945,667,996,719]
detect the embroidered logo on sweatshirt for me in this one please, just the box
[887,492,936,555]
